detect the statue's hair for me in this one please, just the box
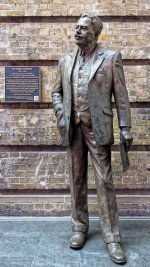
[80,13,103,36]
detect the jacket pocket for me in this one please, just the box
[102,107,114,116]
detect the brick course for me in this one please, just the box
[0,22,149,60]
[0,195,150,216]
[0,108,149,145]
[0,151,149,190]
[0,0,149,16]
[0,65,149,103]
[0,109,61,145]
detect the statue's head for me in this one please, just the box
[75,14,103,50]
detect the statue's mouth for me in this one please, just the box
[75,35,82,40]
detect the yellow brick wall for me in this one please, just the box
[0,1,149,215]
[0,0,149,16]
[0,22,149,60]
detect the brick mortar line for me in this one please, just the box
[0,102,149,109]
[0,103,53,109]
[0,189,149,195]
[0,145,66,152]
[0,195,150,197]
[0,16,149,23]
[0,194,149,198]
[0,60,58,67]
[0,145,149,152]
[0,60,149,66]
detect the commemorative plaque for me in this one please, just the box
[5,67,41,102]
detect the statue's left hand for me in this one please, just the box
[120,128,133,151]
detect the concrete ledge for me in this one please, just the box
[0,216,150,221]
[0,194,150,203]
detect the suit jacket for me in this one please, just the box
[52,44,131,146]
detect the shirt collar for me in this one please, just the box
[79,44,97,58]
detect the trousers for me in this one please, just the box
[67,110,121,244]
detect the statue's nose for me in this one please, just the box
[76,27,81,34]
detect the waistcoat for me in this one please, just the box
[72,52,94,112]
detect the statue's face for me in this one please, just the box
[75,17,97,49]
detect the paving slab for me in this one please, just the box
[0,257,33,267]
[0,217,149,267]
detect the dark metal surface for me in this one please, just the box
[52,14,133,260]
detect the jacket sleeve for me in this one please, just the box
[112,52,131,128]
[51,58,64,118]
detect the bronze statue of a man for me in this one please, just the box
[52,14,133,264]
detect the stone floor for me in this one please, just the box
[0,216,149,267]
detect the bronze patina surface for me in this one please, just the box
[52,14,133,264]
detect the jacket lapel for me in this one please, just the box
[68,48,78,82]
[89,46,105,82]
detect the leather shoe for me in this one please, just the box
[107,242,127,264]
[69,232,87,249]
